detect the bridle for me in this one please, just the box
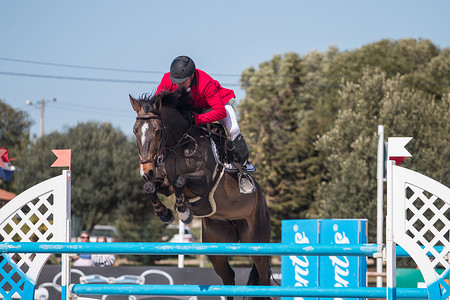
[136,111,213,169]
[136,114,166,166]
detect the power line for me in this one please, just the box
[1,69,449,89]
[0,56,241,77]
[2,56,450,82]
[23,102,132,122]
[0,71,158,85]
[0,71,242,87]
[0,56,163,74]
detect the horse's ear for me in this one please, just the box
[153,96,162,111]
[129,94,142,114]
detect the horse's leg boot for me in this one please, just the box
[144,181,174,224]
[175,194,193,224]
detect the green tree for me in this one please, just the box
[325,39,439,84]
[312,72,450,242]
[403,48,450,97]
[240,53,326,240]
[0,100,32,152]
[14,122,159,236]
[14,122,173,264]
[238,39,449,241]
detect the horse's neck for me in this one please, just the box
[161,107,190,146]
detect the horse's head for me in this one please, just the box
[130,94,165,180]
[129,89,193,180]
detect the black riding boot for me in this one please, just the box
[231,134,249,166]
[231,134,255,194]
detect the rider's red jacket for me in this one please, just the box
[155,69,235,125]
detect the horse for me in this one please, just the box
[129,88,271,300]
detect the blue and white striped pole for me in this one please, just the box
[70,284,428,299]
[0,242,380,256]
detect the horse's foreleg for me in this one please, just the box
[143,178,174,224]
[174,193,193,224]
[174,174,193,224]
[173,170,209,224]
[173,172,191,223]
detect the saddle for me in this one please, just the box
[202,123,255,173]
[184,123,257,216]
[203,123,256,194]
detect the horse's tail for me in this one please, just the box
[269,261,281,286]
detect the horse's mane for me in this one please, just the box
[137,88,193,115]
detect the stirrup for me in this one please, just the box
[238,173,256,194]
[244,162,256,172]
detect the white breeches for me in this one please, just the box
[219,103,241,140]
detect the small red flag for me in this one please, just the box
[389,156,407,166]
[51,149,71,168]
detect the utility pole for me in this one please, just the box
[40,98,44,138]
[26,98,58,138]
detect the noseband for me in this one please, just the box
[136,114,165,165]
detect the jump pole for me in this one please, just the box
[0,242,380,256]
[71,284,428,299]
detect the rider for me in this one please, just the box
[155,55,254,174]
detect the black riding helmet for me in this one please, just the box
[170,56,196,84]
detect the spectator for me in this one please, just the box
[91,235,116,266]
[73,231,93,267]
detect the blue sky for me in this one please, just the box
[1,1,449,139]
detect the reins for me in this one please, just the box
[137,110,229,169]
[160,132,199,164]
[192,124,229,140]
[137,113,205,167]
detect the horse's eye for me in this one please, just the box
[155,129,161,136]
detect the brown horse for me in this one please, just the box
[129,89,271,300]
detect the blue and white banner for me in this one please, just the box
[281,219,367,300]
[281,219,319,300]
[319,219,367,300]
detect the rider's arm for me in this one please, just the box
[194,80,227,125]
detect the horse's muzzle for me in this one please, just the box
[143,169,154,181]
[140,162,156,181]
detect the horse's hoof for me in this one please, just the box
[160,209,174,224]
[143,181,153,194]
[178,209,193,225]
